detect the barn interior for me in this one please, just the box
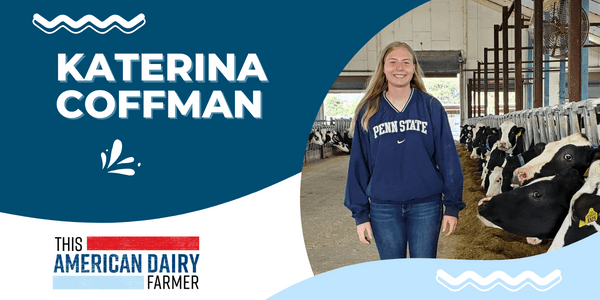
[302,0,600,275]
[321,0,600,124]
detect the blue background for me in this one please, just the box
[0,0,426,221]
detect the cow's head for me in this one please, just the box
[486,166,504,197]
[478,167,584,239]
[548,161,600,251]
[472,126,489,148]
[512,133,597,185]
[500,142,546,193]
[486,144,505,170]
[486,128,501,148]
[498,123,525,153]
[308,131,324,145]
[331,132,350,152]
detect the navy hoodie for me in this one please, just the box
[344,89,465,225]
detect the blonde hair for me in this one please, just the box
[351,42,427,133]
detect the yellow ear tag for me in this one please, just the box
[517,131,522,137]
[579,207,598,228]
[584,168,590,177]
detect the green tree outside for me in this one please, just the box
[324,94,359,117]
[423,78,459,104]
[323,77,464,117]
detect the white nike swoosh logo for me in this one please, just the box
[397,139,405,144]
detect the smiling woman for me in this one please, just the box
[344,41,465,260]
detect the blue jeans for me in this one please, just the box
[370,200,443,259]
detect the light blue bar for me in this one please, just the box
[53,276,144,290]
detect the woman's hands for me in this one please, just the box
[441,216,458,236]
[356,222,373,244]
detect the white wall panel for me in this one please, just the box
[449,0,464,12]
[397,11,414,42]
[432,40,451,50]
[432,2,450,41]
[467,18,478,69]
[413,32,433,50]
[412,2,431,32]
[344,60,369,71]
[449,11,464,50]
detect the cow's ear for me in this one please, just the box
[529,139,535,150]
[517,127,526,137]
[573,194,600,222]
[534,142,547,155]
[587,148,600,162]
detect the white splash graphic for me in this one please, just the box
[101,139,140,176]
[436,269,562,292]
[32,13,145,34]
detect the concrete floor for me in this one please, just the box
[300,154,462,275]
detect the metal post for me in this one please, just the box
[515,0,523,111]
[478,62,482,116]
[484,48,489,115]
[502,6,510,114]
[569,0,582,102]
[560,61,566,104]
[468,79,473,118]
[494,25,500,114]
[544,55,550,106]
[534,0,543,107]
[527,34,533,109]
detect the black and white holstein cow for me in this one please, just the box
[485,142,547,197]
[470,126,500,161]
[497,120,526,156]
[467,122,486,152]
[478,167,585,244]
[548,160,600,251]
[512,133,599,187]
[460,125,473,144]
[331,130,352,153]
[481,142,506,191]
[308,130,324,146]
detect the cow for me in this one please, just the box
[468,122,486,152]
[485,166,504,197]
[320,129,332,144]
[470,127,500,160]
[460,125,472,144]
[470,126,492,159]
[478,167,585,243]
[308,131,324,146]
[484,143,546,197]
[485,127,501,150]
[482,143,506,190]
[500,142,547,193]
[472,144,486,160]
[512,133,599,186]
[331,131,350,153]
[548,160,600,251]
[498,120,526,155]
[464,130,474,150]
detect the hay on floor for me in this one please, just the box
[453,143,550,260]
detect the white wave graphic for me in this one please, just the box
[436,269,562,292]
[32,13,145,34]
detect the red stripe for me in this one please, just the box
[87,237,199,250]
